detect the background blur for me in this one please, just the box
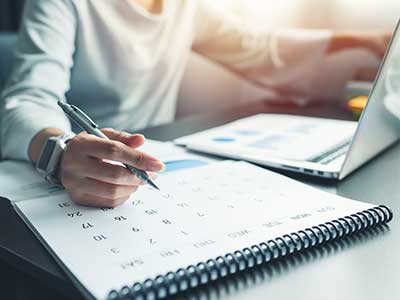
[0,0,24,31]
[216,0,399,30]
[179,0,400,117]
[1,0,399,117]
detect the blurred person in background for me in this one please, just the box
[0,0,390,207]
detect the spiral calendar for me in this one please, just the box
[13,161,392,300]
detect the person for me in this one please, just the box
[0,0,390,207]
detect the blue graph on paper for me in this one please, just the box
[163,160,208,172]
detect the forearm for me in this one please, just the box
[193,3,331,95]
[0,0,77,161]
[193,3,388,102]
[194,26,332,99]
[28,128,65,163]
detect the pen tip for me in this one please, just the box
[148,178,160,191]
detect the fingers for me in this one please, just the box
[328,31,390,59]
[383,33,392,48]
[70,135,164,172]
[64,176,138,201]
[61,130,163,208]
[68,191,131,208]
[367,38,387,58]
[69,157,144,185]
[101,128,145,148]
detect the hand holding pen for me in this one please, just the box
[57,101,164,208]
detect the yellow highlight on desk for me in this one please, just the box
[348,96,368,119]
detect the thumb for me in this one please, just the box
[101,128,145,148]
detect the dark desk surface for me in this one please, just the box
[1,101,399,300]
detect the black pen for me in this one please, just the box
[57,101,160,190]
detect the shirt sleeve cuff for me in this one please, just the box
[1,102,73,161]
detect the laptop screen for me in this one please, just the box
[340,20,400,178]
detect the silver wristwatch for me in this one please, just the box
[36,134,75,185]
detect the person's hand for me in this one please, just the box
[60,128,164,207]
[327,31,391,81]
[328,31,391,58]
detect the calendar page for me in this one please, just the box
[14,161,374,300]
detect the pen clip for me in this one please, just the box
[70,105,99,129]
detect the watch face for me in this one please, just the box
[37,140,56,171]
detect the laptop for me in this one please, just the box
[176,21,400,180]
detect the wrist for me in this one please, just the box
[29,128,66,163]
[36,133,75,186]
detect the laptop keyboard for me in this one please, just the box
[309,141,351,165]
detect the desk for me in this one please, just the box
[1,100,399,300]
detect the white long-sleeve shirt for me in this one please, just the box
[1,0,369,161]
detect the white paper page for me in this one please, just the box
[0,161,63,202]
[15,161,374,300]
[175,114,357,161]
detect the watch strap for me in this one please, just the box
[36,133,75,185]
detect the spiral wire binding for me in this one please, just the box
[107,205,393,300]
[167,224,389,300]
